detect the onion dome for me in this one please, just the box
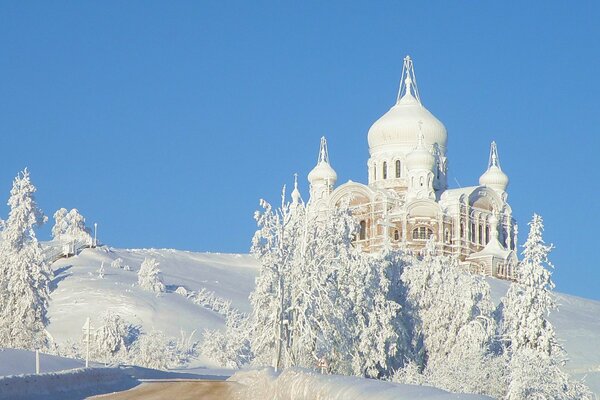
[291,173,301,205]
[479,141,509,192]
[308,137,337,185]
[406,132,435,171]
[367,56,447,157]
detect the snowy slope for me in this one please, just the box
[47,247,258,358]
[46,247,600,395]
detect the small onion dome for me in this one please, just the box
[291,174,301,204]
[308,161,337,186]
[406,133,435,171]
[479,165,509,192]
[479,141,509,192]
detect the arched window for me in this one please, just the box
[394,229,400,241]
[478,224,483,245]
[485,226,490,244]
[383,162,387,179]
[471,223,476,242]
[444,229,451,243]
[420,176,424,187]
[359,220,366,241]
[460,222,465,239]
[395,160,401,178]
[412,226,433,240]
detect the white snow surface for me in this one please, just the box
[0,348,84,376]
[229,368,492,400]
[47,247,258,361]
[44,247,600,395]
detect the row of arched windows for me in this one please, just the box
[412,226,433,240]
[373,160,402,180]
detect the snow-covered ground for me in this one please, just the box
[43,246,600,395]
[47,247,257,367]
[229,368,492,400]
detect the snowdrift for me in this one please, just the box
[229,368,492,400]
[0,348,85,377]
[0,367,135,400]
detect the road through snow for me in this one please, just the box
[89,380,236,400]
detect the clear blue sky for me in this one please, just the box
[1,2,598,300]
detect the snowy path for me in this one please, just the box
[89,380,236,400]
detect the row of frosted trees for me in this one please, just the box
[202,186,593,400]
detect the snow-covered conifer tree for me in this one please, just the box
[501,214,592,399]
[500,214,560,357]
[0,169,52,350]
[137,257,165,293]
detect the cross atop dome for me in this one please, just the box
[488,141,501,169]
[317,136,330,165]
[397,55,421,104]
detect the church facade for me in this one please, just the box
[306,56,518,280]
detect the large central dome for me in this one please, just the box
[367,58,447,157]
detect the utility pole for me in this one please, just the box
[82,317,92,368]
[93,223,98,247]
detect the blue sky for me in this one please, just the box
[0,2,598,300]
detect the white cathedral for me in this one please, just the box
[305,56,518,280]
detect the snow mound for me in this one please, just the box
[0,348,84,377]
[229,368,492,400]
[0,367,135,400]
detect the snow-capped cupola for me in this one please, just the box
[367,55,447,159]
[479,141,509,192]
[308,137,337,202]
[406,131,435,171]
[291,173,301,205]
[308,137,337,186]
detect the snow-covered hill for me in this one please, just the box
[47,247,258,366]
[46,247,600,395]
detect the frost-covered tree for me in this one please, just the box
[505,348,593,400]
[402,238,496,368]
[97,262,105,279]
[250,190,404,376]
[92,311,139,363]
[201,311,252,368]
[500,214,592,399]
[129,330,176,370]
[399,237,500,394]
[249,186,304,369]
[51,208,91,243]
[500,214,561,357]
[137,257,165,293]
[111,258,124,269]
[0,169,52,350]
